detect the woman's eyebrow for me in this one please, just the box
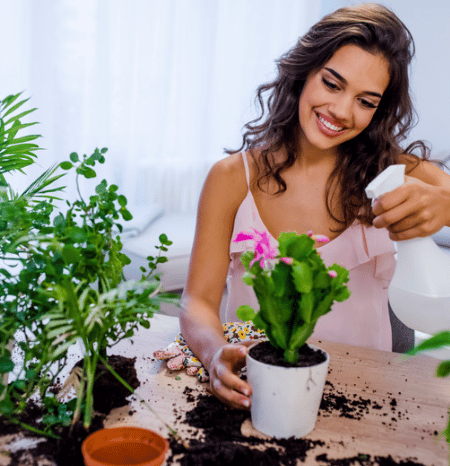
[324,67,382,98]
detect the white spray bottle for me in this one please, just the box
[365,164,450,334]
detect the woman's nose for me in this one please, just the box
[328,94,353,123]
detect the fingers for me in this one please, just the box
[210,375,251,410]
[371,175,422,217]
[208,344,252,410]
[371,180,444,238]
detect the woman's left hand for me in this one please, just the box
[372,175,450,240]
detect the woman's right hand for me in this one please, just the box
[208,343,253,410]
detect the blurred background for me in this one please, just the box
[2,0,449,219]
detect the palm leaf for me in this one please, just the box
[19,165,65,200]
[0,92,41,175]
[2,96,31,118]
[1,93,21,109]
[50,337,78,359]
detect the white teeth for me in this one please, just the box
[318,115,344,132]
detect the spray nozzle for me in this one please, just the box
[365,164,406,199]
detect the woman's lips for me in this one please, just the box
[315,112,346,137]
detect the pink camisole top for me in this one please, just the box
[225,152,397,351]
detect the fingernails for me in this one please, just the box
[238,346,247,356]
[242,388,250,396]
[242,399,250,408]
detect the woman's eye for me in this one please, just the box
[359,98,377,109]
[322,77,339,91]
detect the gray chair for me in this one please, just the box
[389,301,414,353]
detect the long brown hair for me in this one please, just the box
[227,3,429,230]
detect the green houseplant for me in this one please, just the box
[234,229,350,438]
[0,93,179,441]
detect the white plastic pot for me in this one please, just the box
[246,343,330,439]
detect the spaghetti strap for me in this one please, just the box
[241,151,250,189]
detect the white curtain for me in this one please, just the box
[1,0,322,216]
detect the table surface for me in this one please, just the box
[2,313,450,465]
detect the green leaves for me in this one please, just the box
[118,195,127,207]
[0,92,181,434]
[60,161,73,170]
[407,331,450,356]
[437,361,450,378]
[0,93,41,176]
[239,231,350,363]
[62,244,82,264]
[236,305,256,321]
[298,292,314,323]
[292,262,313,293]
[41,395,75,430]
[278,232,314,260]
[77,165,96,178]
[0,357,14,374]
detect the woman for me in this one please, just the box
[180,4,450,410]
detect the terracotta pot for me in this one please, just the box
[82,426,169,466]
[247,342,330,439]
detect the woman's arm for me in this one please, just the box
[180,153,253,409]
[372,156,450,240]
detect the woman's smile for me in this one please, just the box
[315,112,346,137]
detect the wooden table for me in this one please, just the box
[2,314,449,465]
[103,314,450,465]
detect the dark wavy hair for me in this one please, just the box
[227,3,429,231]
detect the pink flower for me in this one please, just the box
[280,257,293,265]
[312,234,330,243]
[328,270,337,278]
[234,232,254,242]
[234,229,277,269]
[307,231,330,243]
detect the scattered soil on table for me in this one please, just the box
[168,390,324,466]
[315,453,426,465]
[165,385,426,466]
[0,398,44,437]
[1,355,138,466]
[7,413,105,466]
[320,381,381,420]
[249,340,327,367]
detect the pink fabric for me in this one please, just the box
[226,152,397,351]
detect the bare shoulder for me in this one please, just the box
[202,152,250,207]
[184,152,249,307]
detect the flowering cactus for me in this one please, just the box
[234,230,350,363]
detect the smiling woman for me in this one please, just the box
[297,44,390,151]
[179,3,450,411]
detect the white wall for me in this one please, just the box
[320,0,450,161]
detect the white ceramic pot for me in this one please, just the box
[246,342,330,439]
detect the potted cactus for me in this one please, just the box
[235,229,350,438]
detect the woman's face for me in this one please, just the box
[298,44,390,154]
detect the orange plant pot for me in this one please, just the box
[82,426,169,466]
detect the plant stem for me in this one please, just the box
[83,353,98,429]
[75,172,85,206]
[9,418,60,440]
[97,354,189,449]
